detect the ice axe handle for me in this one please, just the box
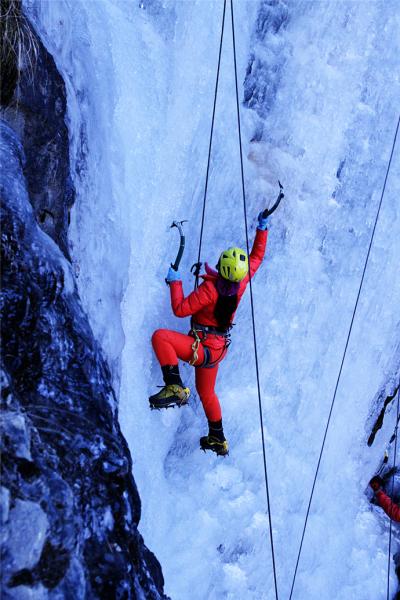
[171,224,186,271]
[165,220,187,285]
[262,181,285,218]
[171,242,184,271]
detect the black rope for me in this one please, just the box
[230,1,279,598]
[387,387,400,600]
[289,113,400,599]
[195,0,227,289]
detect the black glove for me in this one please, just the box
[369,475,383,492]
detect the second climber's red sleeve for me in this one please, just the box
[249,228,268,278]
[376,490,400,522]
[169,280,215,318]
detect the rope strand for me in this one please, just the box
[230,1,279,598]
[194,3,279,592]
[289,113,400,599]
[195,0,227,289]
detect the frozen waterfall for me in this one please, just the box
[27,0,400,598]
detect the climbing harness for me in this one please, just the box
[191,322,231,338]
[166,220,187,284]
[188,328,201,366]
[189,322,231,368]
[387,387,400,600]
[288,113,400,599]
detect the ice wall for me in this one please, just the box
[29,0,400,598]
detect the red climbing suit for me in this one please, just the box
[152,228,268,421]
[376,490,400,522]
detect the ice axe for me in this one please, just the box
[165,220,187,285]
[262,181,285,218]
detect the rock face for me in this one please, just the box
[0,120,167,599]
[0,5,168,599]
[4,4,74,261]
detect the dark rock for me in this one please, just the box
[1,0,74,260]
[0,120,168,599]
[0,0,21,106]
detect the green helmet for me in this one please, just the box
[218,247,249,282]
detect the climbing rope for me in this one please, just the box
[194,0,279,595]
[230,1,279,598]
[289,113,400,599]
[387,387,400,600]
[194,0,226,289]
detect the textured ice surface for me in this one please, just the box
[30,0,400,598]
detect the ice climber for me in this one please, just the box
[149,210,269,456]
[369,475,400,522]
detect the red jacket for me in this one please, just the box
[376,490,400,522]
[169,229,268,349]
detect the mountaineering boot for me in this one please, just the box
[200,419,229,456]
[149,384,190,409]
[149,365,190,410]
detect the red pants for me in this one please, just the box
[151,328,224,421]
